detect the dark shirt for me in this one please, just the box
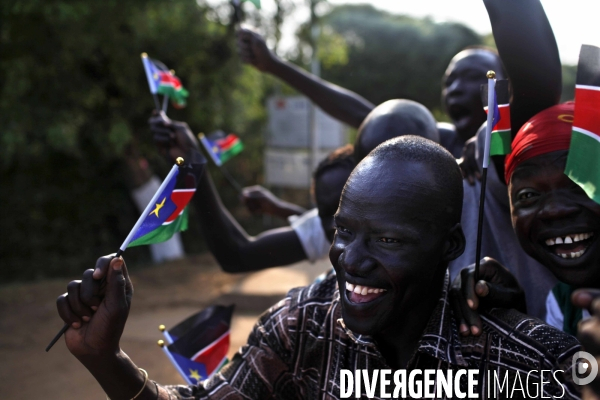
[156,273,581,399]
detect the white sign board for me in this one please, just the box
[267,96,347,149]
[264,148,333,189]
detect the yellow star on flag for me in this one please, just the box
[149,197,166,218]
[189,369,202,382]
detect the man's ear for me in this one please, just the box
[443,223,466,262]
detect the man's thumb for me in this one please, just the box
[105,257,127,310]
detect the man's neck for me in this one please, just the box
[374,275,446,370]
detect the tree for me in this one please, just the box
[292,4,483,114]
[0,0,267,280]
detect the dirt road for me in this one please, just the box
[0,253,329,399]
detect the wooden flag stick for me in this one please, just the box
[220,165,243,193]
[162,95,170,114]
[46,159,185,352]
[474,71,496,282]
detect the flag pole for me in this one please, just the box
[158,340,194,385]
[159,324,175,344]
[161,95,170,114]
[474,71,496,282]
[141,53,163,112]
[219,165,243,193]
[46,158,185,352]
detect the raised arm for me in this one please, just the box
[242,185,306,219]
[193,168,308,272]
[237,28,374,128]
[150,115,307,273]
[484,0,562,134]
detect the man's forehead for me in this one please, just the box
[446,50,499,74]
[343,158,444,205]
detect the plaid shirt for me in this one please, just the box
[155,273,581,399]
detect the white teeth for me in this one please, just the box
[346,283,387,296]
[547,232,595,246]
[561,254,568,259]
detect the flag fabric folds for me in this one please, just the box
[199,131,244,167]
[141,53,189,107]
[161,305,235,384]
[565,45,600,204]
[127,162,203,248]
[481,79,511,156]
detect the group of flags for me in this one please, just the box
[159,305,235,384]
[480,44,600,206]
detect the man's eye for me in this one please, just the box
[335,225,350,234]
[516,189,540,202]
[377,237,400,244]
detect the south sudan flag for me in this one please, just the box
[565,45,600,204]
[162,305,234,384]
[141,53,189,108]
[199,131,244,167]
[482,79,511,156]
[128,163,202,247]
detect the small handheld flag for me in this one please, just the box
[46,157,205,352]
[141,53,189,110]
[474,71,497,281]
[565,45,600,204]
[198,131,243,192]
[481,80,511,156]
[198,131,244,167]
[158,305,234,384]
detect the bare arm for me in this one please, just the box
[242,185,307,219]
[150,114,307,273]
[237,28,374,128]
[193,169,308,273]
[484,0,562,134]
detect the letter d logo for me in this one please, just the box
[572,351,598,385]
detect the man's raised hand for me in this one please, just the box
[149,112,200,163]
[236,28,278,73]
[56,256,132,360]
[450,257,526,336]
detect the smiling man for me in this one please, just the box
[504,103,600,335]
[57,136,582,399]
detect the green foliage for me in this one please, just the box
[295,4,483,114]
[0,0,267,280]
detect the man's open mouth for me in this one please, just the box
[448,104,471,121]
[542,231,595,260]
[345,282,387,304]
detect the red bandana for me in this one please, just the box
[504,103,574,183]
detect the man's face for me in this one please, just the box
[510,151,600,287]
[315,165,354,243]
[330,158,452,336]
[442,50,503,140]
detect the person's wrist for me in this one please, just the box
[77,347,123,371]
